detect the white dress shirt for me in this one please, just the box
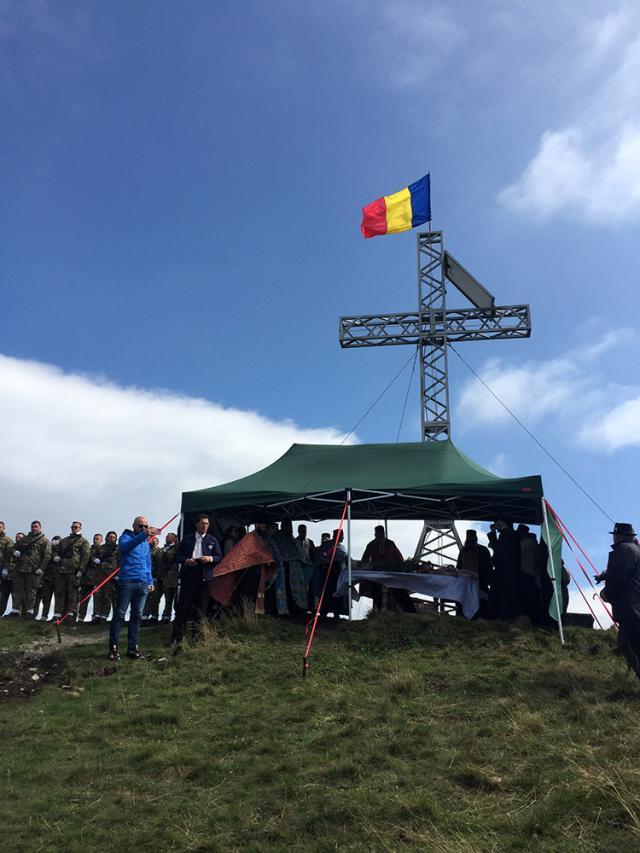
[193,533,204,559]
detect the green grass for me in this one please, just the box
[1,613,639,851]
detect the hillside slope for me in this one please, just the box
[0,613,638,852]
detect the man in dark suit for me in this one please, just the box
[172,514,222,644]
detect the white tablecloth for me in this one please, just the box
[335,568,479,619]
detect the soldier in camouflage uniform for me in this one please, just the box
[79,533,104,621]
[53,521,90,620]
[34,534,61,621]
[11,520,51,618]
[0,522,14,618]
[142,537,164,624]
[91,531,119,622]
[161,532,180,623]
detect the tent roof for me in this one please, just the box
[181,440,544,525]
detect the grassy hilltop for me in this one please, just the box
[0,613,639,852]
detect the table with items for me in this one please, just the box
[335,561,479,619]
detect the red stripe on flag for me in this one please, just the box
[361,196,387,238]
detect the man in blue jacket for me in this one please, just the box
[108,515,159,661]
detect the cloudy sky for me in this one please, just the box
[2,1,639,624]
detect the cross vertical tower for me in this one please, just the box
[418,231,450,440]
[339,229,531,562]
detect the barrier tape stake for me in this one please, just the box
[302,497,350,677]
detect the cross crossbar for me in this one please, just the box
[339,305,531,347]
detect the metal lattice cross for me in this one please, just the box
[339,230,531,560]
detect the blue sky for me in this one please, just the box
[2,1,639,615]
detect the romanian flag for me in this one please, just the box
[361,174,431,239]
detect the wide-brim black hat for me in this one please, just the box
[610,522,637,536]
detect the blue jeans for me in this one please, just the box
[109,580,149,651]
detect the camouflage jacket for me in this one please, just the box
[13,531,51,574]
[83,544,103,586]
[44,541,62,580]
[57,534,90,575]
[87,542,119,584]
[161,543,180,588]
[0,533,15,577]
[99,542,119,573]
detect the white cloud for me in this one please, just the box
[583,7,633,62]
[456,331,640,452]
[366,0,464,89]
[0,353,348,540]
[580,397,640,451]
[457,354,594,427]
[499,10,640,222]
[486,453,510,477]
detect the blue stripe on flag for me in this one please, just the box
[409,174,431,227]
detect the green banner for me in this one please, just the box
[542,503,564,622]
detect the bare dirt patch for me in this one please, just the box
[0,625,108,701]
[0,649,65,701]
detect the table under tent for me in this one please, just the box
[180,440,566,641]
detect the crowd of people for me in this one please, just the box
[2,513,638,673]
[457,519,569,623]
[0,515,348,658]
[0,514,563,631]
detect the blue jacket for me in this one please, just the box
[118,529,153,585]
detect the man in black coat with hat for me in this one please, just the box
[599,522,640,679]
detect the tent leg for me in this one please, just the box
[542,498,565,646]
[347,489,352,621]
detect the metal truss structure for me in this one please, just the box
[339,305,531,348]
[339,230,532,563]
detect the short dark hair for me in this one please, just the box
[106,530,117,539]
[32,520,41,526]
[375,525,384,534]
[196,514,210,523]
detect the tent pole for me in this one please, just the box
[347,489,352,621]
[542,498,565,646]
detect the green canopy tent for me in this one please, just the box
[181,440,564,640]
[182,440,543,523]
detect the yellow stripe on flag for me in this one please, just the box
[384,187,412,234]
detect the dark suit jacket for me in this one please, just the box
[178,533,222,582]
